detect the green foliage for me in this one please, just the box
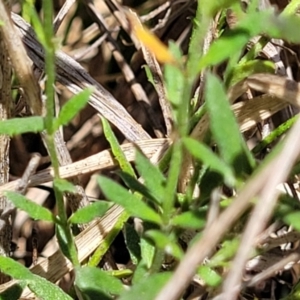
[75,266,125,299]
[119,272,172,300]
[5,0,300,299]
[134,150,166,204]
[5,192,55,222]
[183,137,235,186]
[53,178,76,193]
[0,117,44,136]
[56,223,79,266]
[53,88,93,131]
[205,73,255,176]
[98,176,162,225]
[101,117,136,177]
[68,201,111,224]
[0,257,71,299]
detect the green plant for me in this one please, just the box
[1,0,300,299]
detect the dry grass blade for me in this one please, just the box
[0,138,170,196]
[247,73,300,107]
[0,2,42,115]
[244,253,300,290]
[11,12,149,142]
[179,92,288,192]
[86,1,165,138]
[155,114,300,300]
[105,1,173,135]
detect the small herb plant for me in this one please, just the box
[1,0,300,299]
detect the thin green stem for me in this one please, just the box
[162,141,183,224]
[43,0,55,134]
[252,115,298,156]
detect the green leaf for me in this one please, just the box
[0,256,32,280]
[98,176,162,225]
[143,65,155,86]
[53,88,93,131]
[54,178,76,193]
[164,62,184,109]
[69,201,111,224]
[56,224,78,265]
[123,223,141,264]
[283,211,300,232]
[22,1,47,48]
[198,265,222,287]
[75,266,124,299]
[209,239,240,268]
[140,236,155,270]
[183,137,235,186]
[228,59,275,87]
[119,272,172,300]
[199,30,249,70]
[171,211,207,230]
[135,150,166,204]
[0,117,44,136]
[5,192,54,222]
[28,275,72,300]
[0,256,71,299]
[205,73,255,176]
[162,141,182,220]
[102,117,135,177]
[145,230,183,259]
[117,171,159,204]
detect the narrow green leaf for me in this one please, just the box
[22,1,47,48]
[283,212,300,232]
[0,256,32,280]
[98,176,162,225]
[198,265,222,287]
[123,223,141,264]
[228,59,275,87]
[162,141,182,221]
[205,73,255,176]
[117,171,159,204]
[54,178,76,193]
[0,117,44,136]
[171,211,207,230]
[101,117,136,177]
[28,275,72,300]
[75,266,124,299]
[135,150,166,204]
[209,239,240,268]
[53,88,93,131]
[198,30,249,70]
[164,62,184,111]
[143,65,155,86]
[183,137,235,186]
[5,192,54,222]
[56,224,78,265]
[145,230,183,259]
[69,201,111,224]
[140,236,155,270]
[119,273,172,300]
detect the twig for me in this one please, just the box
[0,138,171,197]
[244,252,300,288]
